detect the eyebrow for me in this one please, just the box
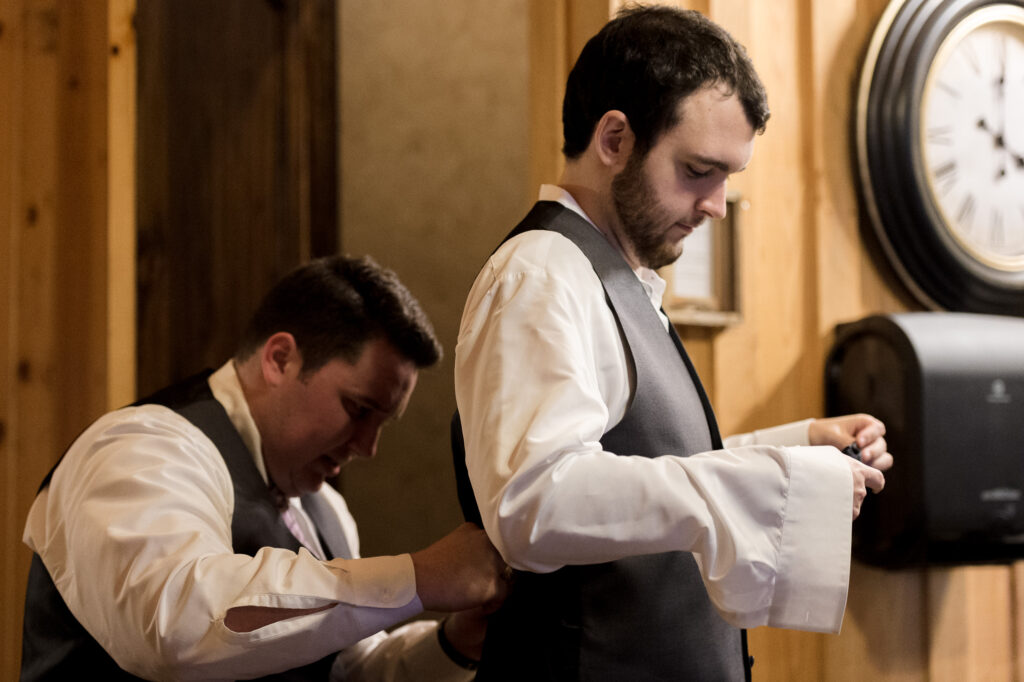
[345,391,407,421]
[691,154,748,174]
[344,392,389,414]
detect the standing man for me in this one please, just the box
[23,256,506,680]
[453,6,892,680]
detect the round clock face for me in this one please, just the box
[857,0,1024,316]
[920,6,1024,270]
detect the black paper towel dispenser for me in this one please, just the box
[825,312,1024,567]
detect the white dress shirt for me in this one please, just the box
[454,185,854,634]
[23,361,472,681]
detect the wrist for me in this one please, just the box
[437,617,481,671]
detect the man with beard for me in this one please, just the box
[452,6,893,681]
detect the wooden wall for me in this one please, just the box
[0,0,136,678]
[3,1,1023,680]
[135,0,338,396]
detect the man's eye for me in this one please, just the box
[687,165,713,179]
[343,400,372,420]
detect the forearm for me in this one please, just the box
[722,418,814,448]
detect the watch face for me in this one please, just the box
[921,5,1024,270]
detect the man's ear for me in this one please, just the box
[260,332,301,387]
[593,110,634,170]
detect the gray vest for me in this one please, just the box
[21,371,348,681]
[453,202,750,681]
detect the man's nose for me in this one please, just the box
[349,422,383,459]
[697,180,728,220]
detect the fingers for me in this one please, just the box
[863,466,885,493]
[848,459,885,519]
[852,482,866,520]
[851,415,885,447]
[809,413,884,449]
[858,432,894,473]
[862,446,893,471]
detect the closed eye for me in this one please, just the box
[686,165,714,179]
[342,398,373,421]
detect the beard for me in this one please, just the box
[610,150,685,270]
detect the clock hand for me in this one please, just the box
[977,118,1016,180]
[977,118,1013,154]
[986,119,1024,172]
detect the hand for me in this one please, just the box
[808,413,893,471]
[440,606,496,662]
[410,522,510,613]
[847,458,885,519]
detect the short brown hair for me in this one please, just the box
[236,255,442,373]
[562,5,769,159]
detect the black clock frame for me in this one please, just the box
[857,0,1024,316]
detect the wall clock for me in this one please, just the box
[856,0,1024,315]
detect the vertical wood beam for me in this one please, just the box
[0,2,136,677]
[527,0,611,196]
[0,0,23,674]
[1015,561,1024,682]
[528,0,567,194]
[107,0,137,408]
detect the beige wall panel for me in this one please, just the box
[338,0,530,558]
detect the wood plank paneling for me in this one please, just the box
[927,566,1015,681]
[135,0,337,396]
[528,0,568,194]
[1016,562,1024,682]
[107,0,137,406]
[0,0,23,673]
[0,2,136,677]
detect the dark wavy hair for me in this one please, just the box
[236,255,441,373]
[562,5,769,159]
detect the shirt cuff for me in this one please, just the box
[322,553,418,608]
[750,418,814,447]
[767,445,852,633]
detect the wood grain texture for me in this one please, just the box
[0,0,22,674]
[135,0,337,396]
[528,0,568,194]
[0,2,136,677]
[1016,562,1024,682]
[927,565,1015,681]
